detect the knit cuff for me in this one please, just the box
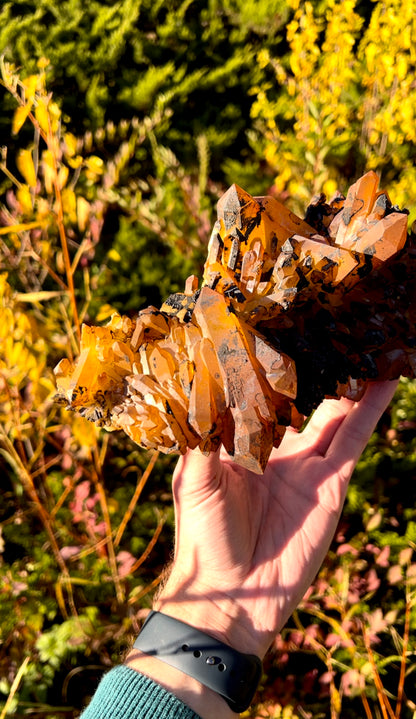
[79,665,202,719]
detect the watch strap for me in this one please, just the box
[133,611,262,713]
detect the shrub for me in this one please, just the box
[2,2,416,713]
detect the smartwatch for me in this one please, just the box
[133,611,262,713]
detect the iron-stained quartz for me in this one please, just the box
[55,172,413,473]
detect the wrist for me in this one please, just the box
[125,582,241,719]
[154,569,262,657]
[124,570,266,717]
[125,610,262,717]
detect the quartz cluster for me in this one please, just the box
[54,171,415,473]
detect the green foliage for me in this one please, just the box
[0,0,289,174]
[251,0,416,216]
[259,381,416,718]
[1,2,416,717]
[0,65,178,717]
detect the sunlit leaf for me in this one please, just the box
[63,133,78,157]
[41,149,56,193]
[107,248,121,262]
[71,415,99,450]
[36,57,49,70]
[55,250,65,273]
[12,105,31,135]
[399,547,413,565]
[57,165,69,190]
[96,303,119,322]
[22,74,39,100]
[61,187,77,223]
[77,196,90,232]
[67,155,83,169]
[365,511,382,532]
[15,291,64,302]
[48,101,62,133]
[35,100,50,134]
[0,221,43,235]
[16,149,37,188]
[85,155,104,176]
[16,185,33,214]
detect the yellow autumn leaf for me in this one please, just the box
[37,57,50,70]
[96,303,119,322]
[28,375,56,408]
[322,178,338,197]
[41,149,56,193]
[16,149,37,188]
[48,101,62,133]
[77,196,90,232]
[12,105,31,135]
[16,185,33,214]
[0,272,10,297]
[330,687,341,716]
[37,198,50,220]
[55,250,64,274]
[396,53,408,81]
[0,221,44,236]
[107,248,121,262]
[365,511,382,532]
[22,74,39,100]
[67,155,83,169]
[0,308,14,341]
[15,291,64,302]
[85,155,104,176]
[35,100,49,134]
[64,133,78,157]
[71,414,99,450]
[61,187,77,223]
[57,165,69,190]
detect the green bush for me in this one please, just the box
[1,2,416,716]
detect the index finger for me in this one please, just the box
[325,379,398,471]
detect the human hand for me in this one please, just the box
[125,380,397,718]
[154,380,398,659]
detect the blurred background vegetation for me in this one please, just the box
[1,0,416,716]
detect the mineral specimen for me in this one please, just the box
[54,171,415,473]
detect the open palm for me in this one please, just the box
[162,381,398,659]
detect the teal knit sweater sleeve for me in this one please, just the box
[79,665,202,719]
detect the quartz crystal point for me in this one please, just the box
[54,171,414,473]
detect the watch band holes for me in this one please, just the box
[218,663,226,672]
[181,644,190,651]
[193,649,202,658]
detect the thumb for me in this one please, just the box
[172,446,223,498]
[171,447,223,555]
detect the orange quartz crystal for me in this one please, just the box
[54,171,415,473]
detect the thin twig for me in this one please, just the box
[130,514,166,574]
[0,656,30,719]
[128,574,163,606]
[92,444,125,604]
[0,430,78,618]
[362,625,395,719]
[395,588,411,718]
[361,690,374,719]
[37,100,81,343]
[53,172,81,343]
[115,451,159,547]
[29,247,68,291]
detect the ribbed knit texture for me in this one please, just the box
[79,665,202,719]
